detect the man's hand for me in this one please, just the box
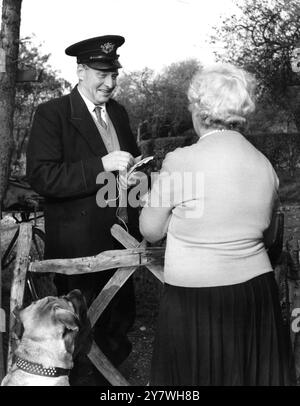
[101,151,135,172]
[118,155,145,190]
[118,171,143,189]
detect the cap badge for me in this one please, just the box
[100,42,115,54]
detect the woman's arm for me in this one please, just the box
[139,150,180,243]
[139,205,172,243]
[263,197,284,265]
[263,207,280,249]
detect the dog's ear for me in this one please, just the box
[64,290,93,357]
[54,307,79,331]
[64,289,88,326]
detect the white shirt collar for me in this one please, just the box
[77,86,106,114]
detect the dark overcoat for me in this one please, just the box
[26,86,140,261]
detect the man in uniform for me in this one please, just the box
[26,35,140,385]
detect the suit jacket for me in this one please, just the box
[26,86,140,260]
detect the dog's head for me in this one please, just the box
[16,289,90,357]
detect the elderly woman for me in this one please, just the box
[139,63,294,386]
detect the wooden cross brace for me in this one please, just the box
[85,224,164,386]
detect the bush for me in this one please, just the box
[139,130,198,172]
[246,133,300,175]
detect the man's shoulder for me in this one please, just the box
[37,92,71,114]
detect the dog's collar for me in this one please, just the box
[15,356,70,377]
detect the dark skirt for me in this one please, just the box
[150,272,295,386]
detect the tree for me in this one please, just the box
[0,0,22,381]
[211,0,300,132]
[116,67,157,137]
[116,59,201,139]
[0,0,22,201]
[157,59,201,136]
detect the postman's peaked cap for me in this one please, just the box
[65,35,125,70]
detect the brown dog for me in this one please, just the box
[1,289,90,386]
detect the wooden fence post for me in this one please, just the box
[7,222,32,371]
[291,280,300,383]
[286,238,300,383]
[0,206,5,381]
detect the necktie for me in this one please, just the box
[94,106,107,130]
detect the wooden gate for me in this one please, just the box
[6,222,164,386]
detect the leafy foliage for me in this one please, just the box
[116,59,201,139]
[211,0,300,132]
